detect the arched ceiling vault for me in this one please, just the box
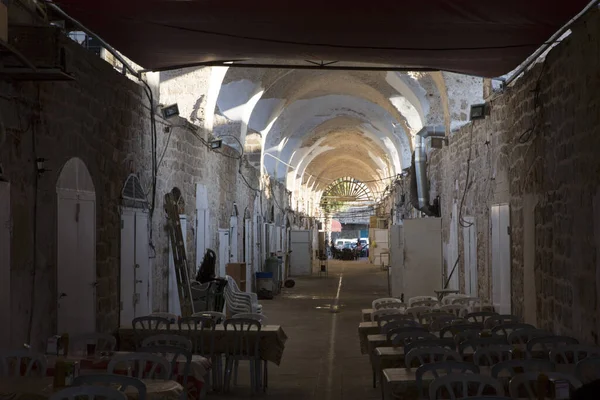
[212,68,476,202]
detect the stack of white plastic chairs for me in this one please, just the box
[224,275,263,315]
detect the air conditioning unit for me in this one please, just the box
[1,24,72,80]
[0,1,7,42]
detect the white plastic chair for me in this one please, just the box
[491,359,555,379]
[233,313,269,325]
[411,299,440,308]
[473,345,513,366]
[49,386,127,400]
[0,349,47,377]
[491,322,535,339]
[132,316,171,348]
[141,334,193,351]
[408,296,438,307]
[415,361,479,399]
[575,356,600,383]
[429,373,505,399]
[372,298,405,310]
[405,347,462,368]
[73,374,147,399]
[405,306,431,321]
[179,315,220,392]
[108,352,171,380]
[232,313,270,391]
[483,314,520,329]
[372,308,403,321]
[441,294,469,305]
[224,275,262,314]
[150,312,179,323]
[440,304,465,317]
[377,314,420,332]
[192,311,226,323]
[466,311,498,325]
[506,328,553,345]
[549,344,600,364]
[526,335,579,358]
[508,372,582,399]
[223,318,263,394]
[139,345,192,397]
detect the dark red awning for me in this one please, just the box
[54,1,590,77]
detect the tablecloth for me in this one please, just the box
[0,377,182,400]
[118,324,288,366]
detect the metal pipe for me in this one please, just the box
[414,126,445,213]
[504,0,600,86]
[45,1,141,79]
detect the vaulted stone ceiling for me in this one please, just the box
[211,67,483,208]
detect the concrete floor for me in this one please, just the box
[213,259,386,399]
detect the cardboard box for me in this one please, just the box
[0,1,7,43]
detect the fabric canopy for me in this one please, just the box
[331,220,342,233]
[54,0,589,77]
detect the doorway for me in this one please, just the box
[56,158,96,336]
[0,181,10,347]
[491,204,511,314]
[462,217,477,296]
[218,229,230,277]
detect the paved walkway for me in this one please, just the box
[214,259,387,399]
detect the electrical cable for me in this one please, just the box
[517,60,546,144]
[458,124,475,228]
[26,87,41,345]
[444,257,461,289]
[157,126,174,170]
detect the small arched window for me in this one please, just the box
[121,174,148,209]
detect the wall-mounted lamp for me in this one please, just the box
[209,138,223,150]
[161,104,180,119]
[470,103,488,120]
[36,158,50,176]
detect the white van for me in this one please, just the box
[335,239,354,249]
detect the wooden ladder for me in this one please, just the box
[164,191,194,317]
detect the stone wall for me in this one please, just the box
[0,35,288,349]
[427,10,600,343]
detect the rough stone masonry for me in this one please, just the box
[427,10,600,344]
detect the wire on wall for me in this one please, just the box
[517,59,546,144]
[458,123,475,228]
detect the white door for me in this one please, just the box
[218,229,230,277]
[447,203,459,290]
[253,212,262,275]
[195,184,209,272]
[491,204,511,314]
[120,209,151,326]
[230,216,238,262]
[169,215,187,315]
[57,158,96,336]
[374,229,389,266]
[0,182,10,347]
[290,230,312,276]
[402,218,443,300]
[462,217,477,296]
[57,191,96,335]
[244,218,252,292]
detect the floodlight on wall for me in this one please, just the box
[209,138,223,150]
[161,104,180,119]
[36,158,50,176]
[470,103,488,120]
